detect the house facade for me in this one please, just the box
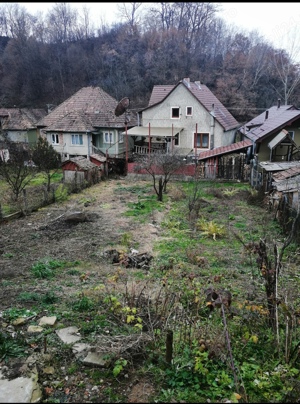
[125,78,240,159]
[0,108,47,145]
[36,87,136,162]
[237,102,300,163]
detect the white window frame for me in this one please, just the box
[119,132,124,143]
[71,134,83,145]
[104,132,114,144]
[171,107,180,119]
[186,106,193,116]
[288,131,295,140]
[51,133,59,145]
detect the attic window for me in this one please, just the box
[186,107,192,116]
[171,107,180,119]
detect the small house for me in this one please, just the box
[62,156,101,186]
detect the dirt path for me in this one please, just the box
[0,178,162,308]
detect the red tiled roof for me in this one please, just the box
[144,79,239,131]
[37,87,136,131]
[198,139,252,160]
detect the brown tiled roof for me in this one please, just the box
[37,87,135,131]
[0,108,47,130]
[62,156,98,170]
[44,111,95,132]
[148,85,174,106]
[198,139,252,160]
[90,154,106,163]
[144,79,239,131]
[239,105,300,142]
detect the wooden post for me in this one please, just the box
[166,329,173,364]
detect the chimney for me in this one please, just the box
[183,78,190,87]
[277,99,281,108]
[265,110,269,120]
[195,80,201,89]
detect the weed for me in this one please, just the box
[0,332,27,361]
[54,184,69,202]
[196,219,226,240]
[113,357,128,377]
[73,295,95,312]
[3,307,37,321]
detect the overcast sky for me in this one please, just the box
[17,2,300,58]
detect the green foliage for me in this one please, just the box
[30,258,79,279]
[112,357,128,377]
[73,295,95,312]
[0,332,27,361]
[3,307,37,321]
[54,184,69,202]
[125,194,163,219]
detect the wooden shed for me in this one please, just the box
[62,156,101,186]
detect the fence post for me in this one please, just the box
[23,188,28,215]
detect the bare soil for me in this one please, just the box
[0,178,166,403]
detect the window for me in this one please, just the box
[194,133,209,148]
[288,131,295,140]
[104,132,114,143]
[71,134,83,145]
[51,134,59,145]
[171,107,180,118]
[174,133,179,146]
[119,132,124,143]
[186,106,193,116]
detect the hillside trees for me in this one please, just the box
[0,2,299,116]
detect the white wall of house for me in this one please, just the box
[141,84,234,152]
[44,128,125,159]
[1,130,28,143]
[45,131,91,159]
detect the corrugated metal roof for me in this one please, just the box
[123,126,183,137]
[259,161,300,172]
[144,79,239,132]
[198,139,252,160]
[239,105,300,142]
[37,87,136,131]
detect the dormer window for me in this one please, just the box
[186,106,192,116]
[171,107,180,118]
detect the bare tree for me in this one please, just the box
[134,151,186,201]
[31,137,61,192]
[117,2,143,32]
[267,26,300,105]
[0,136,37,201]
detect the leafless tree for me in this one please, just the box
[117,2,143,32]
[134,151,186,201]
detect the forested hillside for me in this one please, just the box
[0,2,299,123]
